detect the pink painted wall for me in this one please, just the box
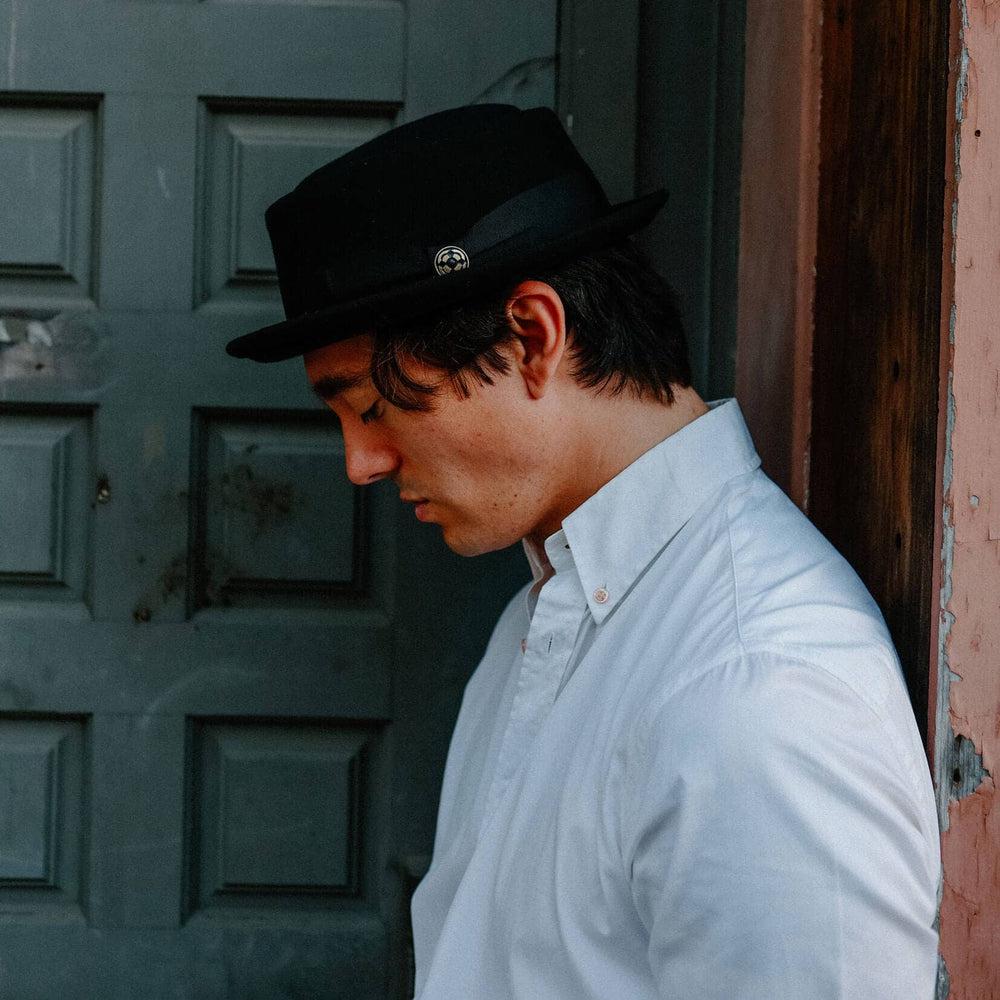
[936,1,1000,994]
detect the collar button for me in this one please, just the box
[593,587,609,605]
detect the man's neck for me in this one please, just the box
[526,385,710,548]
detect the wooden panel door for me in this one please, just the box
[0,3,552,996]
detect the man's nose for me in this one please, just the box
[342,427,397,486]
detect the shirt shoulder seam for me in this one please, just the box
[636,643,899,739]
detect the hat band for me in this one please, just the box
[307,171,608,310]
[453,171,608,261]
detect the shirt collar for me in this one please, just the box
[521,527,574,619]
[524,398,760,625]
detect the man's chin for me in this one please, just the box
[438,523,511,558]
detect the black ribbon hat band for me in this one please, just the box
[443,172,609,264]
[309,172,608,310]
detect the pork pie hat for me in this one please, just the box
[225,103,667,362]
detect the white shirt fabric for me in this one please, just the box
[411,398,941,1000]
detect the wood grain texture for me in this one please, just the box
[810,0,950,738]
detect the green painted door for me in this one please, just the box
[0,3,551,996]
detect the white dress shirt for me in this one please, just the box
[411,399,941,1000]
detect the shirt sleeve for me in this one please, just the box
[621,649,939,1000]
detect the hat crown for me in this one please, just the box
[265,105,608,316]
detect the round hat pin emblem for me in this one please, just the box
[434,245,471,276]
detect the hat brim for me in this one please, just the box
[225,189,667,363]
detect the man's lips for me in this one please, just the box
[400,494,432,521]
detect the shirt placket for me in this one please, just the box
[484,559,587,820]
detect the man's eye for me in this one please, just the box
[360,402,383,425]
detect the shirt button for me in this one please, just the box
[593,587,609,604]
[520,638,527,654]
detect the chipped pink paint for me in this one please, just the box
[937,1,1000,996]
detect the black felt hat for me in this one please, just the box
[225,103,666,362]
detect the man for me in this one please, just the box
[227,104,941,999]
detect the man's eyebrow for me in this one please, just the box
[310,371,370,401]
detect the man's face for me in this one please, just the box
[304,333,556,556]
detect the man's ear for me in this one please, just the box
[504,281,567,400]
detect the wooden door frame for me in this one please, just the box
[738,1,1000,996]
[737,1,948,741]
[738,0,950,730]
[735,0,821,508]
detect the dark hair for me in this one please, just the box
[369,239,691,411]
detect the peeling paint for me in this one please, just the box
[472,55,556,105]
[937,954,951,998]
[950,202,959,267]
[943,371,956,494]
[0,311,114,395]
[949,732,992,798]
[935,490,957,831]
[954,46,970,123]
[156,166,171,201]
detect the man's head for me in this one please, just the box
[305,239,699,556]
[228,103,703,553]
